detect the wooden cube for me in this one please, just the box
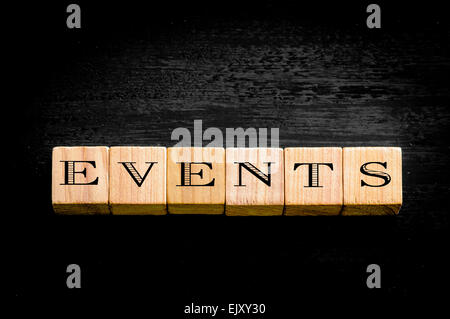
[284,147,343,215]
[167,147,225,214]
[226,148,284,216]
[109,147,166,215]
[52,146,109,214]
[342,147,402,215]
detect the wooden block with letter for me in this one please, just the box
[52,146,110,214]
[167,147,225,214]
[284,147,343,215]
[226,148,284,216]
[342,147,402,215]
[109,146,166,215]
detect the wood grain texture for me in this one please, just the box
[109,146,166,215]
[167,147,225,214]
[52,146,109,214]
[226,148,284,215]
[285,147,342,215]
[342,147,402,215]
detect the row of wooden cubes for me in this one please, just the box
[52,146,402,215]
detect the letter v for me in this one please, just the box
[118,162,157,187]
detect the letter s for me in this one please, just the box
[360,161,391,187]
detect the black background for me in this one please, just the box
[10,0,450,314]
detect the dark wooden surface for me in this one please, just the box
[10,0,450,312]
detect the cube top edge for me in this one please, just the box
[109,146,167,150]
[284,147,342,151]
[225,147,283,150]
[343,147,402,157]
[53,146,109,151]
[167,147,225,150]
[343,146,402,151]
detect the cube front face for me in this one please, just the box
[284,147,343,216]
[226,148,284,216]
[342,147,402,215]
[52,146,110,214]
[109,147,167,215]
[167,147,225,214]
[51,146,403,216]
